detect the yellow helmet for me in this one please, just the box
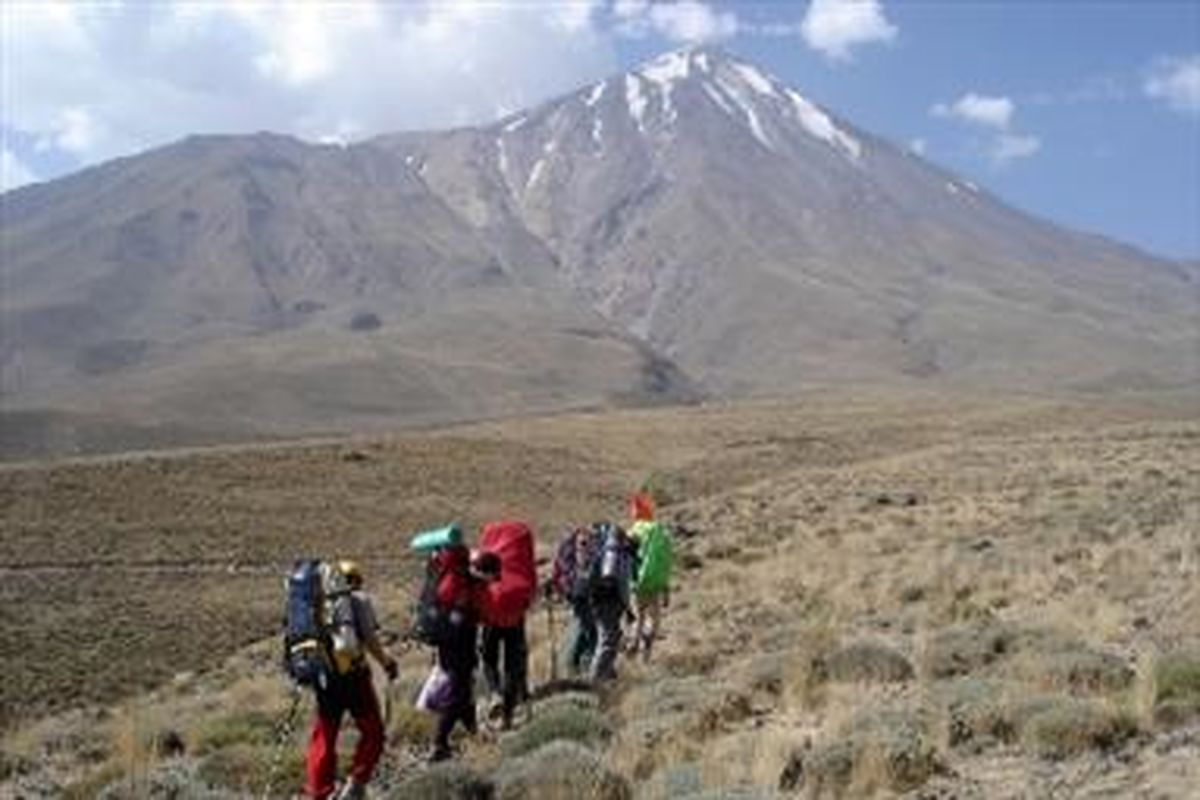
[336,559,363,587]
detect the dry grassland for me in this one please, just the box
[2,388,1197,797]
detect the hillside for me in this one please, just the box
[1,391,1197,797]
[2,48,1196,458]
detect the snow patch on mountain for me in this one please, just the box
[585,81,607,107]
[496,138,509,182]
[703,82,734,115]
[641,51,691,85]
[785,89,861,160]
[730,62,777,98]
[626,74,649,133]
[503,115,527,133]
[716,77,773,150]
[526,159,545,191]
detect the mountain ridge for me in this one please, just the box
[1,46,1195,456]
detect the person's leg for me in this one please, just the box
[630,592,649,654]
[641,592,663,661]
[433,668,468,759]
[480,625,502,699]
[305,690,343,799]
[590,597,623,682]
[500,623,528,727]
[346,671,385,787]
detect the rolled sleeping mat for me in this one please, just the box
[410,523,463,552]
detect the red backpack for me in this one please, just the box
[477,521,537,628]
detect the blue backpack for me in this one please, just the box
[283,560,332,690]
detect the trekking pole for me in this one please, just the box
[546,597,559,683]
[260,684,304,800]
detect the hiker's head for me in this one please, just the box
[630,492,655,521]
[337,559,364,589]
[470,549,502,582]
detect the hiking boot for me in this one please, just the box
[335,780,367,800]
[429,745,453,764]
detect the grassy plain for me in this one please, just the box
[2,388,1197,796]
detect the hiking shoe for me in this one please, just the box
[335,780,367,800]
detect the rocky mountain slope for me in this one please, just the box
[2,47,1195,456]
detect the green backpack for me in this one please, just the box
[631,520,673,595]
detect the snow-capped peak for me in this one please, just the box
[640,50,691,86]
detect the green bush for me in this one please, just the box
[495,740,631,800]
[1154,651,1200,728]
[819,641,914,684]
[938,678,1016,750]
[390,702,436,748]
[387,762,494,799]
[194,709,278,755]
[1014,697,1138,759]
[500,705,613,758]
[533,690,600,717]
[923,620,1017,678]
[196,743,305,797]
[784,710,941,795]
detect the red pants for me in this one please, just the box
[305,669,384,798]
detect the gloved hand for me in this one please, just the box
[384,657,399,682]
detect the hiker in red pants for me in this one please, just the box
[305,561,398,800]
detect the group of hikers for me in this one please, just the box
[282,491,675,800]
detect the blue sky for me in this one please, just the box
[2,1,1198,259]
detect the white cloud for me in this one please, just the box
[908,138,927,156]
[800,0,897,62]
[931,93,1014,129]
[614,0,738,43]
[553,0,605,33]
[991,132,1040,164]
[1145,55,1200,114]
[649,1,738,42]
[1,147,40,192]
[932,90,1040,167]
[1,1,617,175]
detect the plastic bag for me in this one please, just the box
[415,665,453,712]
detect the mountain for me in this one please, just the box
[1,47,1195,455]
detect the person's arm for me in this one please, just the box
[356,594,398,679]
[364,634,398,680]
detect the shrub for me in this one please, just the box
[782,710,941,796]
[494,740,631,800]
[533,690,600,718]
[923,620,1016,678]
[349,312,382,331]
[94,759,235,799]
[1029,648,1134,695]
[938,678,1016,750]
[194,709,277,754]
[390,702,435,748]
[1154,651,1200,728]
[500,705,613,758]
[819,641,914,684]
[196,743,305,797]
[387,762,494,799]
[1014,696,1138,759]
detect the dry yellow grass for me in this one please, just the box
[2,388,1198,797]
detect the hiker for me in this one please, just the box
[627,493,674,661]
[425,541,490,762]
[305,561,399,800]
[589,521,635,683]
[475,520,537,729]
[550,524,599,675]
